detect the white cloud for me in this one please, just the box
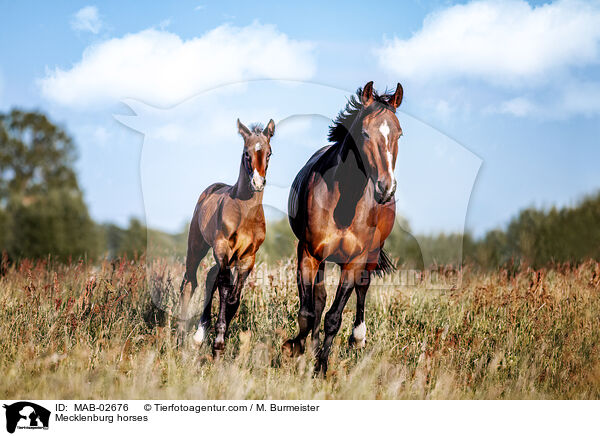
[158,18,171,30]
[497,97,536,117]
[71,6,102,34]
[491,81,600,118]
[39,23,316,108]
[376,0,600,84]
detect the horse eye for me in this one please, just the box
[362,130,370,139]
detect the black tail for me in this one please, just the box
[373,249,396,277]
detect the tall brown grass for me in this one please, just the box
[1,257,599,399]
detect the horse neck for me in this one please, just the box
[335,128,367,183]
[233,157,263,203]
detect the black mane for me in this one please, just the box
[328,86,397,147]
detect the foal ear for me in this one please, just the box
[263,119,275,139]
[391,83,403,108]
[360,81,374,106]
[237,118,251,139]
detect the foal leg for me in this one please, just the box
[348,274,370,349]
[311,262,327,352]
[192,264,219,344]
[283,243,320,357]
[179,230,209,341]
[315,264,366,376]
[213,266,233,358]
[224,255,255,335]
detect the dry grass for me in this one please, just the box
[1,256,599,399]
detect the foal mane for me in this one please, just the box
[249,123,264,135]
[327,86,397,149]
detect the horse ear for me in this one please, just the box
[361,81,374,106]
[237,118,251,139]
[263,119,275,139]
[391,83,403,108]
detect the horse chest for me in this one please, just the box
[308,192,394,261]
[228,222,265,258]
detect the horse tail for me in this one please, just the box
[373,249,396,277]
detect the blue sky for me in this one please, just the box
[1,0,599,237]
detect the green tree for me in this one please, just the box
[0,109,99,260]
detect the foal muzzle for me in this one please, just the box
[250,169,265,192]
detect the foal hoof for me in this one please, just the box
[212,341,225,359]
[282,339,304,357]
[176,327,186,347]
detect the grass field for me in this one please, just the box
[1,256,599,400]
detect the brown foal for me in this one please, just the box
[285,81,403,375]
[179,118,275,357]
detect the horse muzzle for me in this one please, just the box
[251,169,266,192]
[375,179,396,204]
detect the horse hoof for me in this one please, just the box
[349,322,366,348]
[313,360,328,378]
[348,334,366,349]
[213,341,225,359]
[282,339,304,357]
[176,328,186,347]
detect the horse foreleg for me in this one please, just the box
[348,273,370,349]
[213,267,233,358]
[283,243,320,357]
[224,256,254,335]
[311,262,327,352]
[315,265,366,376]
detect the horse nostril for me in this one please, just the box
[376,181,386,194]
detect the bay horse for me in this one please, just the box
[284,81,403,375]
[179,118,275,357]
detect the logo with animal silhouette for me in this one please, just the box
[2,402,50,433]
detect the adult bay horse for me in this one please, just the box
[179,118,275,357]
[284,81,403,375]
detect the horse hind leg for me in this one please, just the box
[315,265,365,376]
[192,264,219,345]
[178,233,210,342]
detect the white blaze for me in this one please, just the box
[379,120,390,146]
[386,151,394,181]
[254,142,262,151]
[252,169,264,189]
[379,120,395,183]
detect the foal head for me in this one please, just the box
[356,81,403,203]
[237,118,275,192]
